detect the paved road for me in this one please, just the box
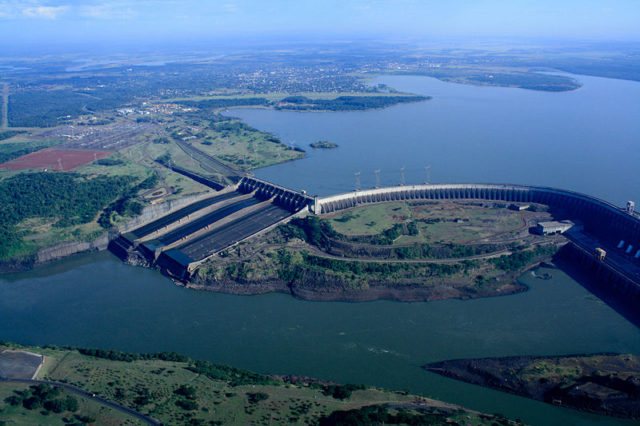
[178,203,292,259]
[566,232,640,285]
[0,378,160,425]
[130,191,242,239]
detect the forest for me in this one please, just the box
[276,95,430,111]
[0,172,136,258]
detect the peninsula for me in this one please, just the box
[424,353,640,420]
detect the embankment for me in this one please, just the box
[0,192,214,273]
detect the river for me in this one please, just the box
[2,74,640,425]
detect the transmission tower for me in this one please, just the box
[375,169,381,188]
[354,171,361,191]
[425,165,431,184]
[400,167,405,186]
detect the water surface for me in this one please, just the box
[3,74,640,425]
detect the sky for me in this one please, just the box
[1,0,639,51]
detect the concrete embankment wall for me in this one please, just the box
[36,191,217,265]
[316,184,640,250]
[556,243,640,327]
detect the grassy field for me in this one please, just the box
[192,120,303,170]
[0,344,513,425]
[0,382,142,425]
[327,201,540,245]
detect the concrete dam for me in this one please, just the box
[109,177,312,279]
[314,183,640,249]
[110,179,640,310]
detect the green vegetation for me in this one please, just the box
[0,382,136,424]
[0,343,506,425]
[4,384,78,413]
[425,354,640,419]
[0,140,58,164]
[281,215,507,260]
[186,360,279,387]
[318,404,516,426]
[98,172,158,228]
[94,157,125,166]
[319,384,367,400]
[177,97,270,109]
[184,118,304,171]
[197,200,560,301]
[399,68,581,92]
[76,347,189,363]
[276,95,430,111]
[310,140,338,149]
[0,172,136,259]
[490,246,558,271]
[0,130,25,141]
[8,88,134,127]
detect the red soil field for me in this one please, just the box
[0,149,113,171]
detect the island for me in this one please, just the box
[310,141,338,149]
[0,342,519,425]
[424,353,640,420]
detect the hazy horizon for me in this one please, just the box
[2,0,640,55]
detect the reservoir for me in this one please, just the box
[2,75,640,425]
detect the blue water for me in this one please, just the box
[229,75,640,206]
[2,74,640,425]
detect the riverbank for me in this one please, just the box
[0,342,519,425]
[424,353,640,420]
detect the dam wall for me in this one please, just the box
[315,184,640,249]
[238,177,313,212]
[557,243,640,327]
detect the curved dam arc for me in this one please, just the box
[314,183,640,247]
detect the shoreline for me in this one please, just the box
[182,264,536,303]
[423,353,640,420]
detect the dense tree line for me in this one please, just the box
[186,360,279,387]
[276,95,430,111]
[76,347,189,363]
[317,383,367,400]
[490,246,558,271]
[318,404,470,425]
[0,172,134,227]
[0,141,53,164]
[8,88,133,127]
[0,130,24,141]
[178,97,269,109]
[4,384,78,414]
[301,253,462,278]
[0,172,136,258]
[98,173,159,228]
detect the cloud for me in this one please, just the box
[80,3,138,19]
[222,2,239,13]
[22,5,69,19]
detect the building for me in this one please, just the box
[509,204,530,211]
[535,220,583,235]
